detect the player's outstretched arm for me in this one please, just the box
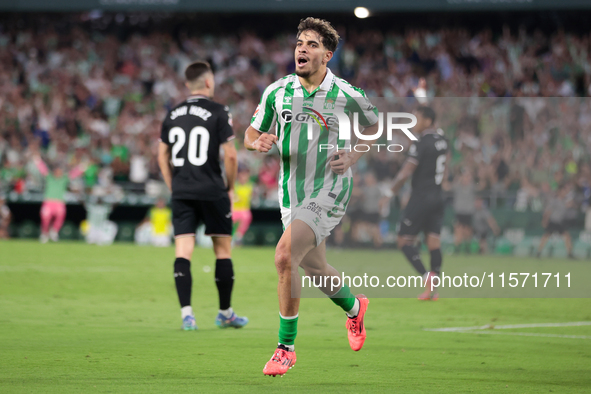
[33,154,49,177]
[244,125,277,152]
[391,160,418,195]
[487,214,501,236]
[158,141,173,192]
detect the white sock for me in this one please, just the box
[181,306,193,319]
[278,342,295,352]
[219,307,234,318]
[346,298,360,318]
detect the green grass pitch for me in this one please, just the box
[1,240,590,393]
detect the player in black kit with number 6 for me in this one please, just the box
[158,61,248,330]
[391,106,449,300]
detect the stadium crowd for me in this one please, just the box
[0,13,590,228]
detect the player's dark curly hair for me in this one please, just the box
[297,17,340,52]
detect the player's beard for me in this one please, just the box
[295,68,311,78]
[295,59,320,79]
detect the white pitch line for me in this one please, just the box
[456,331,591,339]
[424,321,591,332]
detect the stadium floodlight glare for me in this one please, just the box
[354,7,370,19]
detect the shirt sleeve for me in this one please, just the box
[406,140,424,165]
[345,87,379,127]
[251,85,277,133]
[160,115,171,145]
[218,106,236,143]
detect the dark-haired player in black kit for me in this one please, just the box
[158,61,248,330]
[391,106,448,300]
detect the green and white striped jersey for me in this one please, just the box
[251,68,378,209]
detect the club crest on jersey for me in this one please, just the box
[324,98,335,110]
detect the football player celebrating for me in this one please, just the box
[245,17,380,376]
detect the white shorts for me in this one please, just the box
[86,221,118,246]
[280,190,346,246]
[151,234,172,247]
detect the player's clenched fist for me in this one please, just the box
[253,133,278,153]
[330,150,356,175]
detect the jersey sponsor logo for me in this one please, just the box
[281,109,293,123]
[294,112,338,129]
[253,104,260,117]
[295,106,418,143]
[283,96,292,104]
[304,107,328,130]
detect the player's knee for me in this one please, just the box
[397,236,412,249]
[175,238,194,260]
[175,250,192,261]
[274,245,292,275]
[212,237,232,259]
[427,236,441,250]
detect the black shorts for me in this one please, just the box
[399,195,444,237]
[346,209,363,223]
[172,197,232,237]
[455,213,473,227]
[474,229,489,240]
[360,212,381,224]
[545,222,565,235]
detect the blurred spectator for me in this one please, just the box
[0,196,11,239]
[33,153,86,243]
[129,138,150,191]
[135,198,172,247]
[232,166,254,245]
[452,171,479,253]
[84,196,118,246]
[357,172,388,247]
[536,184,576,259]
[472,197,500,254]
